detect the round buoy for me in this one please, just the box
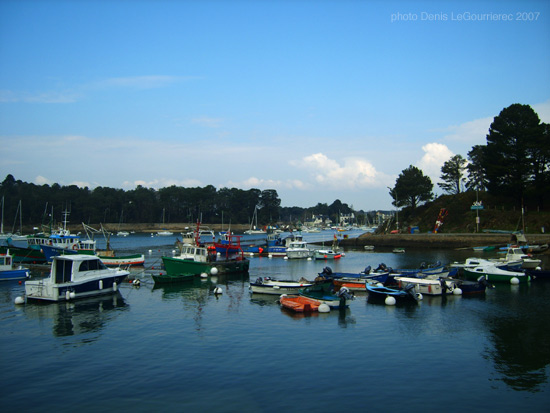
[66,290,71,301]
[148,249,152,254]
[18,281,22,285]
[416,293,423,301]
[210,267,219,275]
[200,272,208,278]
[172,250,176,254]
[284,256,288,260]
[214,286,223,295]
[510,277,520,285]
[318,303,330,313]
[268,254,273,259]
[307,257,312,261]
[113,283,118,292]
[385,296,396,306]
[69,292,76,299]
[14,296,25,305]
[453,287,463,295]
[133,279,141,286]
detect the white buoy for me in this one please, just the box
[385,296,396,306]
[99,280,103,290]
[210,267,219,275]
[14,296,25,305]
[200,272,208,278]
[148,249,152,254]
[318,303,330,313]
[307,257,312,261]
[113,282,118,292]
[268,254,273,259]
[453,287,462,295]
[133,279,141,286]
[214,286,223,295]
[416,293,423,301]
[510,277,520,285]
[172,249,176,255]
[69,292,76,300]
[284,256,288,260]
[66,290,71,301]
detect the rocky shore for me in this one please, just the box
[339,232,550,251]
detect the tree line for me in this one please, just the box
[389,103,550,211]
[0,175,357,230]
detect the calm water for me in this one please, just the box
[1,231,549,412]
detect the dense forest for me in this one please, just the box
[0,174,360,231]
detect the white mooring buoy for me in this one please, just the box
[214,286,223,295]
[318,303,330,313]
[510,277,520,285]
[14,296,25,305]
[385,296,396,306]
[210,267,219,275]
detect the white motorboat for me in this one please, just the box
[394,276,460,296]
[25,255,129,302]
[249,277,312,295]
[286,240,312,259]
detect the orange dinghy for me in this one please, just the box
[279,294,321,313]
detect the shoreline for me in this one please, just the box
[339,232,550,251]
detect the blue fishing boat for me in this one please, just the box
[0,251,29,281]
[366,282,421,303]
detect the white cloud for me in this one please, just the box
[441,117,492,145]
[417,143,454,183]
[191,116,224,128]
[533,100,550,123]
[290,152,390,190]
[0,90,79,103]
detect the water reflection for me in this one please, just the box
[22,292,128,338]
[483,283,550,392]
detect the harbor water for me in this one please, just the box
[1,231,549,412]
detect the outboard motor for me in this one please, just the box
[322,266,333,276]
[255,277,263,284]
[363,265,372,274]
[439,278,447,294]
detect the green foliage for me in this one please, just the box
[390,165,433,209]
[439,154,466,194]
[482,103,546,204]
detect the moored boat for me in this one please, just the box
[463,263,529,284]
[0,251,29,281]
[394,276,459,296]
[249,277,312,295]
[158,222,250,283]
[279,294,321,313]
[24,255,129,302]
[366,282,421,303]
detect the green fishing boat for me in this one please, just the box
[157,222,250,284]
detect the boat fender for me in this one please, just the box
[210,267,219,275]
[318,303,330,313]
[214,286,223,295]
[415,293,423,301]
[14,296,25,305]
[385,296,396,306]
[452,287,462,295]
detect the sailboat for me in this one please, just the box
[117,209,129,237]
[244,205,266,235]
[157,208,173,236]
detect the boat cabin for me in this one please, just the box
[52,256,109,283]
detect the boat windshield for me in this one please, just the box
[79,259,108,271]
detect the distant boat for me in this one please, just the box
[392,248,405,253]
[0,250,29,281]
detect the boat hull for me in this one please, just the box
[99,254,145,267]
[279,295,321,312]
[249,279,312,295]
[25,273,128,302]
[0,268,29,281]
[463,268,529,284]
[161,256,250,278]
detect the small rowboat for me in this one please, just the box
[279,294,321,312]
[249,277,312,295]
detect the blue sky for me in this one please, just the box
[1,0,549,211]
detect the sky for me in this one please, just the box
[1,0,549,211]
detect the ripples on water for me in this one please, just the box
[1,232,549,412]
